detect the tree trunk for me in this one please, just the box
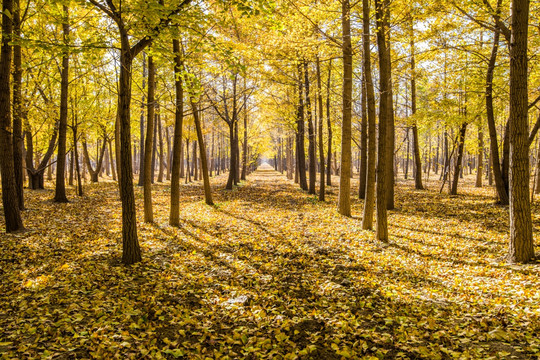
[118,35,141,265]
[384,0,395,210]
[151,109,157,184]
[316,57,325,201]
[82,139,106,183]
[191,100,213,205]
[138,52,147,187]
[375,0,389,242]
[507,0,534,263]
[193,140,198,181]
[54,4,70,203]
[109,139,116,181]
[410,21,424,190]
[476,125,483,187]
[338,0,353,216]
[326,60,332,186]
[0,0,23,231]
[287,136,293,180]
[165,126,171,181]
[296,64,308,191]
[157,103,164,183]
[359,71,367,199]
[405,128,410,179]
[241,79,248,180]
[186,138,191,183]
[450,123,467,195]
[304,61,317,195]
[12,0,24,209]
[170,39,184,226]
[234,120,240,184]
[362,0,377,230]
[143,55,155,223]
[486,28,509,204]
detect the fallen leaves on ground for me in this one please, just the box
[1,169,540,359]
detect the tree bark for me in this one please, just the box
[450,123,467,195]
[507,0,534,263]
[316,57,325,201]
[0,0,23,232]
[296,63,308,191]
[384,0,395,210]
[476,125,483,187]
[326,60,332,186]
[375,0,389,242]
[486,28,509,204]
[241,78,248,180]
[118,34,141,265]
[410,19,424,190]
[138,52,147,187]
[191,100,213,205]
[157,103,164,183]
[170,39,184,226]
[361,0,377,230]
[143,55,155,223]
[338,0,353,216]
[12,0,24,209]
[82,138,106,183]
[303,61,317,195]
[54,5,70,203]
[359,72,367,199]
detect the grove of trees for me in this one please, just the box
[0,0,539,261]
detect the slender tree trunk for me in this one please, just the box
[375,0,389,241]
[54,5,70,203]
[186,137,191,183]
[410,20,423,190]
[384,0,395,210]
[296,64,308,191]
[287,136,293,180]
[507,0,534,263]
[157,103,164,183]
[326,60,332,186]
[338,0,353,216]
[191,99,213,205]
[165,126,171,180]
[362,0,377,230]
[108,139,116,181]
[193,140,198,181]
[118,35,141,265]
[359,72,367,199]
[304,61,317,195]
[143,55,155,223]
[12,0,24,209]
[151,109,157,184]
[170,39,184,226]
[535,140,540,194]
[73,129,83,196]
[234,120,240,184]
[316,57,325,200]
[476,126,483,187]
[405,128,410,179]
[69,150,74,186]
[138,52,147,187]
[450,123,467,195]
[241,79,248,180]
[486,28,509,204]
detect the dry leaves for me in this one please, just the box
[1,169,540,359]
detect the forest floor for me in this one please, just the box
[1,168,540,359]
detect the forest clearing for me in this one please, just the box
[1,169,540,359]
